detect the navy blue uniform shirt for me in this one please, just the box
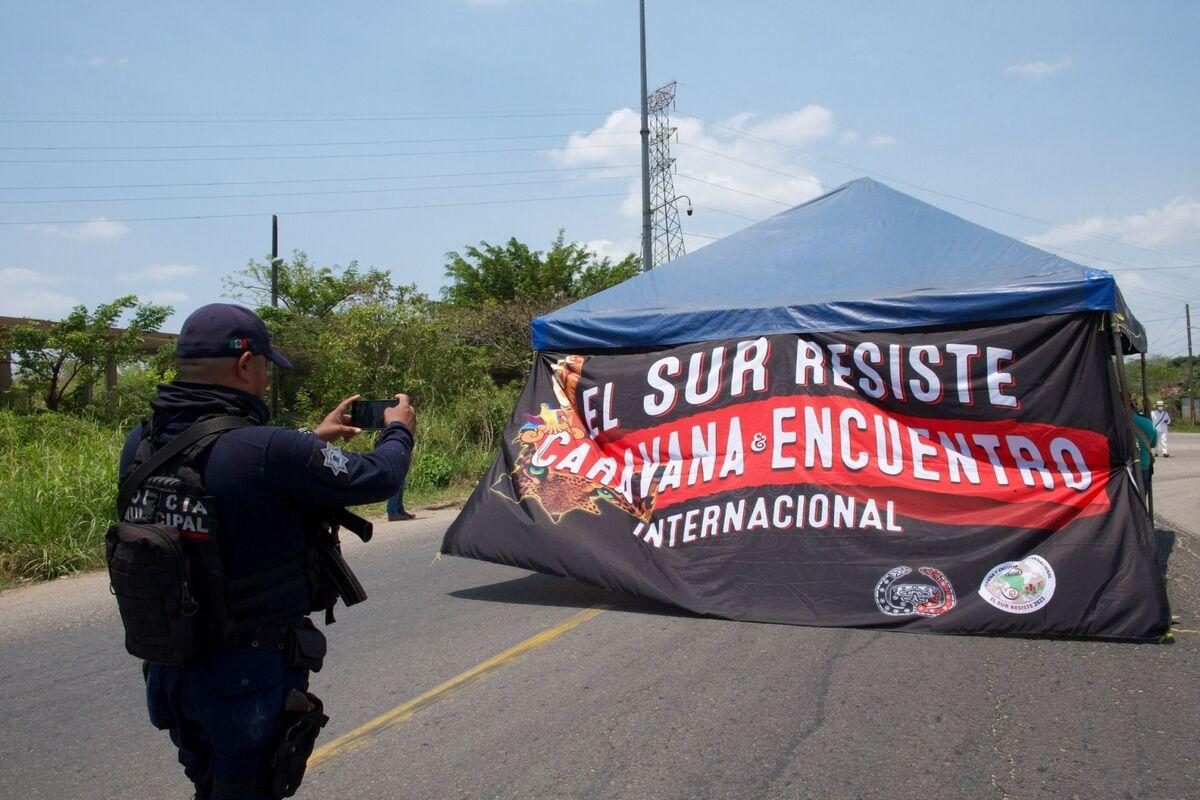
[119,387,413,620]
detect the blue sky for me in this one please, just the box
[2,1,1198,354]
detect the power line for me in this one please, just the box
[0,111,617,124]
[1116,284,1200,304]
[675,140,825,188]
[0,130,638,152]
[676,161,1199,281]
[675,109,1200,266]
[1135,297,1191,316]
[0,142,635,165]
[675,173,792,207]
[0,172,639,205]
[1102,263,1200,273]
[0,191,629,226]
[0,106,612,116]
[1152,330,1191,353]
[675,142,1200,286]
[692,204,760,223]
[1029,241,1200,289]
[1137,315,1186,325]
[682,166,1200,304]
[0,164,641,192]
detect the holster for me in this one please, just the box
[266,689,329,799]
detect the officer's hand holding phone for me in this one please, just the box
[383,393,417,433]
[343,394,417,432]
[314,395,364,443]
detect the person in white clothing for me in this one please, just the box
[1152,400,1171,458]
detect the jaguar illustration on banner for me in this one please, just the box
[443,313,1171,640]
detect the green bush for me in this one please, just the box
[0,411,123,582]
[0,234,626,583]
[410,452,455,490]
[0,384,517,583]
[341,383,515,502]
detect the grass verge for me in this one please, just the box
[0,411,122,584]
[0,399,504,586]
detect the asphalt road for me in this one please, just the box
[2,439,1198,800]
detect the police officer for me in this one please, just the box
[116,303,415,799]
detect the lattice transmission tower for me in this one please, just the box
[646,81,687,267]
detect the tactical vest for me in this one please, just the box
[107,415,319,665]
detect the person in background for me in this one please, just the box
[387,462,414,521]
[1131,400,1157,501]
[1151,399,1171,458]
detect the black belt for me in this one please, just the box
[236,624,293,653]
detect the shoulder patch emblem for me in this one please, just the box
[322,442,350,476]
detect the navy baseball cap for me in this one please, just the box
[176,303,292,369]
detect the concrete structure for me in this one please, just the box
[0,315,177,395]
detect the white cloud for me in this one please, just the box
[867,134,896,148]
[118,264,200,283]
[143,290,189,305]
[1027,198,1200,250]
[551,108,642,170]
[550,106,829,223]
[0,268,78,318]
[584,238,639,262]
[1006,55,1073,78]
[729,106,835,146]
[839,130,859,144]
[28,218,129,241]
[1024,199,1200,357]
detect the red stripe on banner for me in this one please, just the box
[529,394,1111,529]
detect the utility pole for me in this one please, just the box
[1188,303,1195,424]
[639,0,653,271]
[270,214,280,308]
[270,214,281,417]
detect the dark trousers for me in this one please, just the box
[386,452,411,516]
[146,647,307,799]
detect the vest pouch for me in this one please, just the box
[106,522,203,665]
[181,513,235,644]
[287,619,327,672]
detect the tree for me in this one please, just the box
[223,253,461,421]
[441,232,639,381]
[224,250,395,322]
[5,296,171,411]
[1125,354,1200,415]
[442,231,639,307]
[295,298,490,414]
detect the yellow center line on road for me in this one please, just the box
[308,603,610,768]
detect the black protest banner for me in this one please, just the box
[443,313,1170,640]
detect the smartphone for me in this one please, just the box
[349,399,397,430]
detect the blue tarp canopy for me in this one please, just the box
[533,178,1144,352]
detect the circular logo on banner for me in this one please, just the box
[874,566,957,617]
[978,555,1056,614]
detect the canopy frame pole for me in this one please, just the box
[1109,312,1144,500]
